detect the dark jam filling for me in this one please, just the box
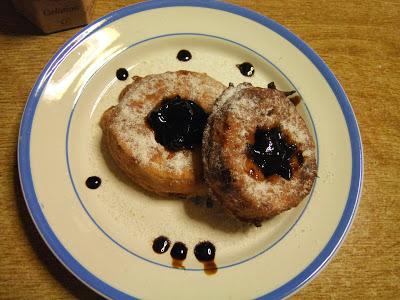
[247,127,297,180]
[116,68,128,81]
[152,236,170,254]
[296,151,304,166]
[85,176,101,189]
[147,96,208,151]
[236,62,255,77]
[177,49,192,61]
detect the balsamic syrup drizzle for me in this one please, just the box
[116,68,129,81]
[152,236,170,254]
[85,176,101,189]
[194,241,217,275]
[170,242,188,268]
[177,49,192,62]
[236,62,255,77]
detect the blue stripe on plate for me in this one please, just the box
[18,1,363,299]
[66,32,320,271]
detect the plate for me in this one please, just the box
[18,1,363,299]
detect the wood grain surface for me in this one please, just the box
[0,0,399,299]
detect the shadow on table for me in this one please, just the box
[13,163,104,299]
[0,1,41,36]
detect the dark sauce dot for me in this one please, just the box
[268,81,297,98]
[289,95,301,106]
[85,176,101,189]
[172,259,184,269]
[177,49,192,62]
[236,62,255,77]
[203,261,218,275]
[194,241,215,262]
[247,127,297,180]
[267,81,276,89]
[147,96,208,151]
[284,90,296,97]
[194,241,217,275]
[171,242,187,260]
[152,236,170,254]
[116,68,128,81]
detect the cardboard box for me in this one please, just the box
[12,0,96,33]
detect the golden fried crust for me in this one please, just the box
[101,71,226,197]
[202,83,317,224]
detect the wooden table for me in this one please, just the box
[1,0,399,298]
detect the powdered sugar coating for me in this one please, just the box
[101,71,225,197]
[203,83,317,223]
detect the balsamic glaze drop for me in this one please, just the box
[194,241,217,275]
[194,241,215,262]
[171,242,188,261]
[203,261,218,275]
[267,81,276,89]
[171,242,187,269]
[289,95,301,106]
[177,49,192,62]
[147,96,208,151]
[85,176,101,189]
[247,127,297,180]
[236,62,255,77]
[268,81,298,101]
[284,90,297,97]
[152,236,170,254]
[116,68,129,81]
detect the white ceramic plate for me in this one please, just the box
[18,1,363,299]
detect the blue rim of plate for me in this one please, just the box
[18,1,363,299]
